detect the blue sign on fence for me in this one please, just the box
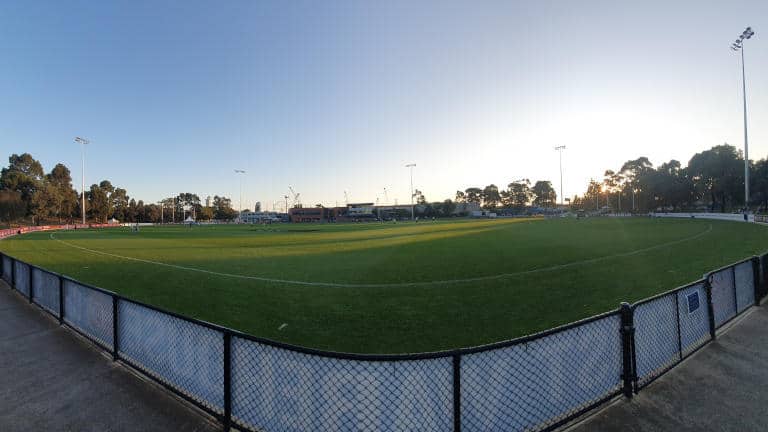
[687,291,700,314]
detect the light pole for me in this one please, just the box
[731,26,755,211]
[405,163,416,220]
[158,201,164,224]
[234,169,246,222]
[74,137,89,225]
[554,146,566,206]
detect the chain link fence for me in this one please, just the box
[13,260,30,297]
[62,279,114,350]
[460,313,623,431]
[31,266,60,315]
[710,265,738,328]
[231,338,454,431]
[633,293,681,388]
[1,254,11,283]
[735,260,755,313]
[0,249,765,432]
[118,299,226,417]
[676,282,711,357]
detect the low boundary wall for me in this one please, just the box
[652,212,753,222]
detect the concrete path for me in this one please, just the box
[0,281,218,432]
[570,305,768,431]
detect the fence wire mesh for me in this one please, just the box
[62,279,114,349]
[460,314,623,432]
[1,255,11,283]
[31,268,60,315]
[0,249,764,432]
[633,294,679,387]
[734,261,755,313]
[710,267,737,328]
[13,260,30,297]
[231,337,453,432]
[118,300,225,415]
[676,282,711,357]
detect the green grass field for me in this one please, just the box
[2,217,767,354]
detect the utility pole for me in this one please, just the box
[405,163,416,220]
[74,137,89,224]
[234,169,246,222]
[730,27,755,211]
[555,146,566,206]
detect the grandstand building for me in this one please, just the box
[287,202,482,222]
[239,211,283,223]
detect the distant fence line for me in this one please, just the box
[1,226,767,432]
[0,223,120,240]
[651,212,754,222]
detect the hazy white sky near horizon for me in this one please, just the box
[1,1,766,210]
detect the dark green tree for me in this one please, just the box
[688,144,743,212]
[481,184,501,209]
[531,180,557,207]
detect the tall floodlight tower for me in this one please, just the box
[234,169,246,222]
[554,146,566,206]
[405,163,416,220]
[730,27,755,210]
[74,137,90,224]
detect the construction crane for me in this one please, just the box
[288,187,301,208]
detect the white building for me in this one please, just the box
[240,211,283,223]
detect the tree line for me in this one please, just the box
[0,153,240,226]
[392,180,557,218]
[453,180,558,211]
[4,143,764,226]
[570,143,765,214]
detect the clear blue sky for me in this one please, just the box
[1,1,765,210]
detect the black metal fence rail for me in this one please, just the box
[1,250,766,432]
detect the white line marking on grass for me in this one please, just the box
[278,323,288,331]
[49,224,713,288]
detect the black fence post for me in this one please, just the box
[674,293,683,362]
[28,265,34,303]
[10,258,15,290]
[223,332,232,432]
[451,354,461,432]
[752,256,762,304]
[619,302,635,398]
[732,266,738,313]
[112,296,119,361]
[705,276,716,340]
[58,275,64,324]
